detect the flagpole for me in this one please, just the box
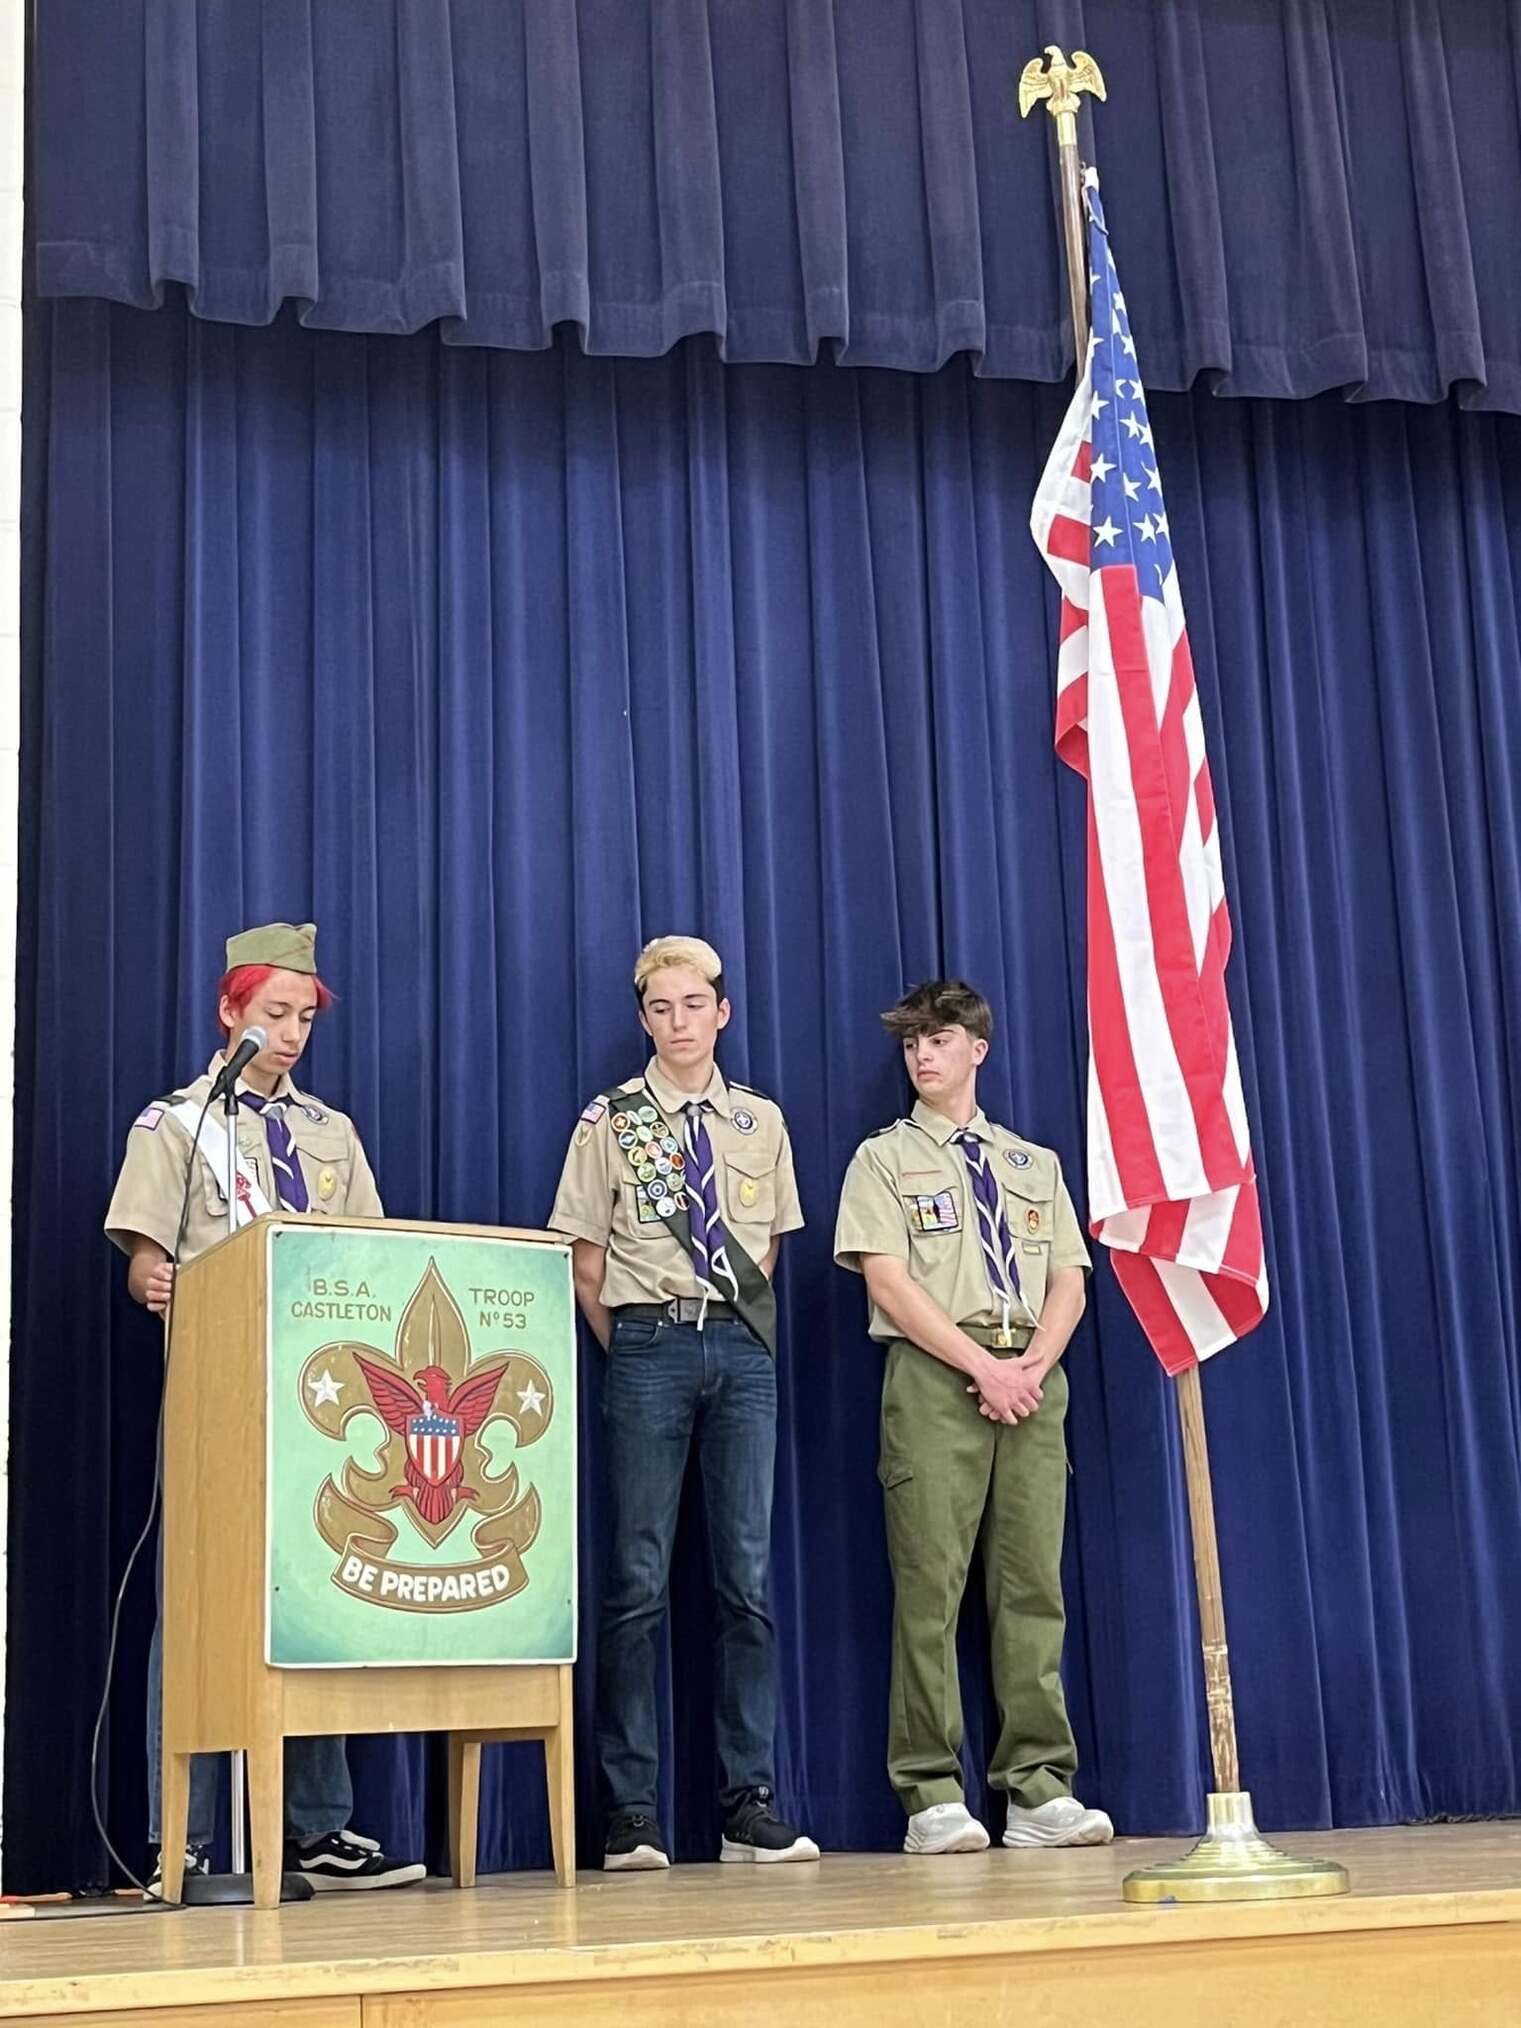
[1021,48,1349,1903]
[1175,1363,1240,1794]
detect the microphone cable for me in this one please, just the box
[86,1085,218,1911]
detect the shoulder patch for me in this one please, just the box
[133,1105,164,1132]
[579,1099,607,1126]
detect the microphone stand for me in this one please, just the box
[179,1061,311,1904]
[222,1075,248,1882]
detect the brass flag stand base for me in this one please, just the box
[1123,1791,1351,1903]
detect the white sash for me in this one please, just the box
[169,1099,274,1226]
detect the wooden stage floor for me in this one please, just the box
[2,1825,1519,2027]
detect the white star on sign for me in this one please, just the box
[1089,451,1115,483]
[517,1380,547,1418]
[1094,516,1121,547]
[309,1369,343,1408]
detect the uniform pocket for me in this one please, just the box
[301,1150,352,1213]
[722,1148,777,1227]
[876,1456,915,1490]
[999,1174,1055,1312]
[611,1316,662,1350]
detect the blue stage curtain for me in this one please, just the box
[7,297,1521,1892]
[27,0,1521,409]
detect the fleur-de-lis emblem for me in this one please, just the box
[299,1260,553,1610]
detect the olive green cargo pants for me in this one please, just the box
[878,1338,1077,1816]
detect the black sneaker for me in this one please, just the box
[604,1810,670,1872]
[720,1786,821,1864]
[285,1828,425,1891]
[146,1842,211,1899]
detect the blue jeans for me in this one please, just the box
[596,1314,779,1819]
[145,1615,352,1849]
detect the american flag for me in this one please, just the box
[1031,172,1269,1372]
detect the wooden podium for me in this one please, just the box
[158,1215,577,1909]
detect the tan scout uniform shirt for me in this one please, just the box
[104,1054,384,1266]
[549,1058,804,1308]
[834,1100,1089,1342]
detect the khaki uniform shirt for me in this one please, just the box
[834,1100,1090,1342]
[104,1054,384,1266]
[549,1058,804,1308]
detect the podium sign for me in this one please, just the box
[266,1224,576,1668]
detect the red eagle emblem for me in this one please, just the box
[353,1356,506,1528]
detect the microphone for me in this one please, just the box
[210,1025,268,1101]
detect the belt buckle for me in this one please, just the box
[991,1328,1016,1350]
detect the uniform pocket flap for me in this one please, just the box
[877,1456,915,1490]
[293,1129,351,1165]
[999,1162,1052,1203]
[724,1146,777,1179]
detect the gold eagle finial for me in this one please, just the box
[1018,45,1106,131]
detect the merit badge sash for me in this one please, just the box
[601,1081,778,1356]
[169,1099,274,1228]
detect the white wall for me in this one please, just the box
[0,0,24,1877]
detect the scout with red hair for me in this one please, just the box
[104,921,421,1897]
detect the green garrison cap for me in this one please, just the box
[225,921,318,974]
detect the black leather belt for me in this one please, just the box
[618,1299,739,1326]
[961,1323,1035,1351]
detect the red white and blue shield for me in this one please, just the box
[407,1409,461,1486]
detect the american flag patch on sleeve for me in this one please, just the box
[133,1106,164,1132]
[579,1100,607,1125]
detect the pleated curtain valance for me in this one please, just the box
[30,0,1521,410]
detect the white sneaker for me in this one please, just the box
[1002,1796,1114,1848]
[903,1802,991,1855]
